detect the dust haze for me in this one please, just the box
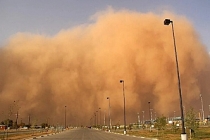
[0,9,210,126]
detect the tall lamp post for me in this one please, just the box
[142,111,144,124]
[14,100,20,129]
[107,97,111,132]
[148,102,151,121]
[64,106,67,129]
[99,107,101,128]
[174,111,176,121]
[164,19,186,140]
[120,80,126,135]
[104,110,106,128]
[96,111,98,127]
[209,105,210,118]
[150,109,153,121]
[200,94,204,122]
[137,113,140,128]
[94,112,96,127]
[90,117,92,126]
[28,114,31,127]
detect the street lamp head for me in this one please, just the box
[164,19,172,25]
[107,97,109,99]
[148,102,150,104]
[120,80,124,83]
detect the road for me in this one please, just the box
[28,128,156,140]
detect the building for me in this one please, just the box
[0,125,6,130]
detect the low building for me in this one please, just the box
[0,125,6,130]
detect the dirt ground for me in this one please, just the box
[1,130,56,140]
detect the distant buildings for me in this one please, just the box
[0,125,6,130]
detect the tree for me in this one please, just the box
[1,121,5,125]
[155,115,167,130]
[41,123,49,128]
[185,107,199,137]
[154,115,167,135]
[171,121,179,133]
[2,119,13,127]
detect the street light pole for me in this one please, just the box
[65,106,66,129]
[15,111,19,129]
[164,19,186,140]
[142,111,144,124]
[150,109,153,121]
[148,102,151,121]
[28,114,31,127]
[174,111,176,121]
[209,105,210,118]
[14,100,20,129]
[154,112,156,120]
[96,111,98,127]
[137,113,140,128]
[200,94,205,122]
[120,80,126,135]
[107,97,111,132]
[99,108,101,128]
[94,113,96,127]
[104,110,106,129]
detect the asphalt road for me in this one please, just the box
[29,128,156,140]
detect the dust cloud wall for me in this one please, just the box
[0,9,210,126]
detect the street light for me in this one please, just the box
[99,107,101,128]
[148,102,151,121]
[154,112,156,120]
[199,109,202,121]
[14,100,20,129]
[107,97,111,132]
[164,19,186,140]
[150,109,153,121]
[209,105,210,118]
[174,111,176,121]
[142,111,145,124]
[120,80,127,135]
[65,106,67,129]
[200,94,205,122]
[96,111,98,127]
[137,113,140,128]
[94,112,96,127]
[104,110,106,129]
[28,114,31,126]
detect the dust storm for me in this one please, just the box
[0,9,210,126]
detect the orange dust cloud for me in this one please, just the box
[0,9,210,126]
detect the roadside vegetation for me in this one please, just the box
[112,108,210,140]
[1,107,210,139]
[126,127,210,140]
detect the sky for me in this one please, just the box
[0,1,210,126]
[0,0,210,50]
